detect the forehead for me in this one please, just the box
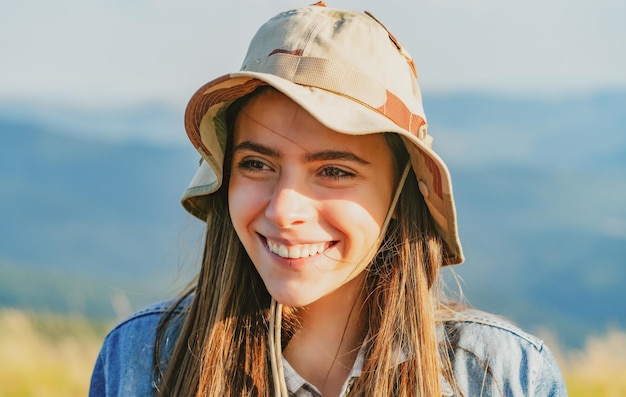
[233,89,389,153]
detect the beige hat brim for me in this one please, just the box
[182,71,463,265]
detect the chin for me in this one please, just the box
[266,288,318,308]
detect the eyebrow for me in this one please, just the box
[305,150,370,164]
[232,141,370,165]
[233,141,279,157]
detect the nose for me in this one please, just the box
[265,178,315,228]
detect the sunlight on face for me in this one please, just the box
[228,89,396,308]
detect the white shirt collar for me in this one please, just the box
[281,340,452,396]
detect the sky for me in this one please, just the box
[1,0,625,110]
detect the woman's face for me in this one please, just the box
[228,89,395,307]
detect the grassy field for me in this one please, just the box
[557,328,626,397]
[0,309,624,396]
[0,309,110,397]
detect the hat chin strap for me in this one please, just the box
[380,161,411,239]
[268,162,411,396]
[269,298,288,396]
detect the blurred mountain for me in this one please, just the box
[0,91,624,348]
[0,105,201,318]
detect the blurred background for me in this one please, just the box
[1,0,624,395]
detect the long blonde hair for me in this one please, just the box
[155,92,459,396]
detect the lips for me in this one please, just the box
[266,238,332,259]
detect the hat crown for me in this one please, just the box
[240,5,425,123]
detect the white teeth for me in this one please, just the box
[278,244,289,258]
[267,239,329,259]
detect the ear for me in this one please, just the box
[391,207,399,220]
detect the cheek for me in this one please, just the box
[325,197,388,240]
[326,185,392,226]
[228,178,262,234]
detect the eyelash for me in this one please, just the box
[236,159,356,180]
[319,166,355,180]
[236,159,269,172]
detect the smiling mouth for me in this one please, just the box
[265,237,334,259]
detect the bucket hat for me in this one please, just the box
[181,2,464,265]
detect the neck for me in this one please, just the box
[283,275,367,395]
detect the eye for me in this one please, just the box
[236,158,271,172]
[319,166,355,179]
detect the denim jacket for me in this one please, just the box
[89,300,568,396]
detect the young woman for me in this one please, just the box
[90,3,567,396]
